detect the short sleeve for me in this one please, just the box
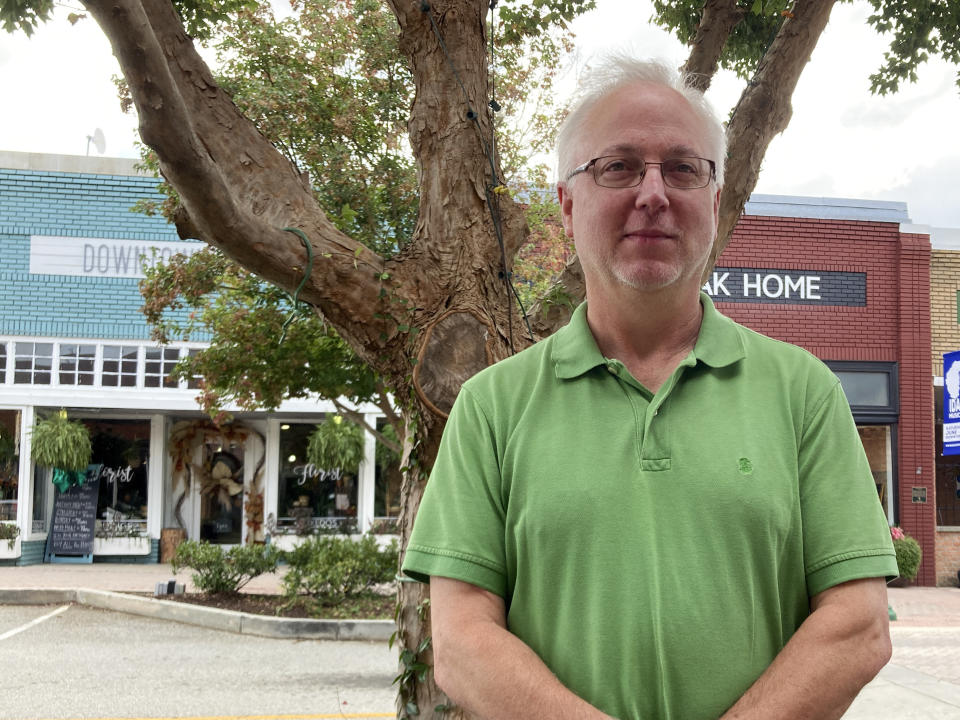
[401,385,509,597]
[798,381,898,596]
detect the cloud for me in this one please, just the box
[872,155,960,227]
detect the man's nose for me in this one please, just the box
[633,163,669,212]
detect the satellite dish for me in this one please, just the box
[86,128,106,156]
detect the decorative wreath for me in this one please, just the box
[167,420,265,543]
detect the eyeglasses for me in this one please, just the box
[566,155,716,190]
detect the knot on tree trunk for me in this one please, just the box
[414,309,495,416]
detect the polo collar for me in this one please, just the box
[552,292,745,380]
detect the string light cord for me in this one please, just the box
[420,0,534,348]
[279,227,314,345]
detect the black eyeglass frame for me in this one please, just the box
[565,155,717,189]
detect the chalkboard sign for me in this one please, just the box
[46,466,101,562]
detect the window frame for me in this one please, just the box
[826,360,899,423]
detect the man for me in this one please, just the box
[402,56,897,720]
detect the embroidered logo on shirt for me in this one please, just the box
[738,457,753,475]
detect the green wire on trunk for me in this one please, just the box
[279,227,314,345]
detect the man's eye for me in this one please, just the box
[599,158,635,174]
[667,160,698,174]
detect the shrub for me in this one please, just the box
[172,539,280,594]
[282,534,398,607]
[890,526,922,582]
[0,522,19,550]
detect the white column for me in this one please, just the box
[263,418,280,538]
[147,415,164,538]
[17,405,35,539]
[357,413,377,534]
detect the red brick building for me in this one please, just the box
[714,195,935,586]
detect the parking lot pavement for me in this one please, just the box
[0,603,397,720]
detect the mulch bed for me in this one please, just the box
[151,591,396,620]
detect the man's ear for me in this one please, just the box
[558,182,575,239]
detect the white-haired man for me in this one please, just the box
[402,56,897,720]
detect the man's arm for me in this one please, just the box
[721,577,892,720]
[430,576,616,720]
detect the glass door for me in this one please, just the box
[198,438,244,544]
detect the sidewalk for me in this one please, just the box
[0,561,287,594]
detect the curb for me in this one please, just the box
[0,588,396,641]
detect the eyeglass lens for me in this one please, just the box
[593,156,711,189]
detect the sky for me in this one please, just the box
[1,0,959,228]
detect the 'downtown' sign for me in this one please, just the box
[702,268,866,306]
[29,236,204,279]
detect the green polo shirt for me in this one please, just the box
[403,294,896,720]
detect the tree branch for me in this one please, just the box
[681,0,746,92]
[82,0,394,360]
[331,398,402,455]
[707,0,838,277]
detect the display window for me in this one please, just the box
[0,410,20,522]
[277,421,358,534]
[373,418,401,532]
[84,419,150,534]
[857,425,896,525]
[828,361,899,525]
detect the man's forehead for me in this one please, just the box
[597,141,703,158]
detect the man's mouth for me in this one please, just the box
[624,228,675,241]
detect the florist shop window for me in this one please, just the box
[84,419,150,532]
[277,422,358,533]
[0,410,19,522]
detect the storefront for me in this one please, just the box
[712,195,936,586]
[0,152,398,565]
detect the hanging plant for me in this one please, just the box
[307,415,365,471]
[31,410,92,472]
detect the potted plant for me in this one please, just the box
[0,522,20,559]
[30,410,92,492]
[306,415,365,471]
[890,526,922,585]
[93,520,150,556]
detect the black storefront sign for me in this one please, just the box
[703,267,866,306]
[46,468,101,562]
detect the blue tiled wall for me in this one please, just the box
[0,168,198,339]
